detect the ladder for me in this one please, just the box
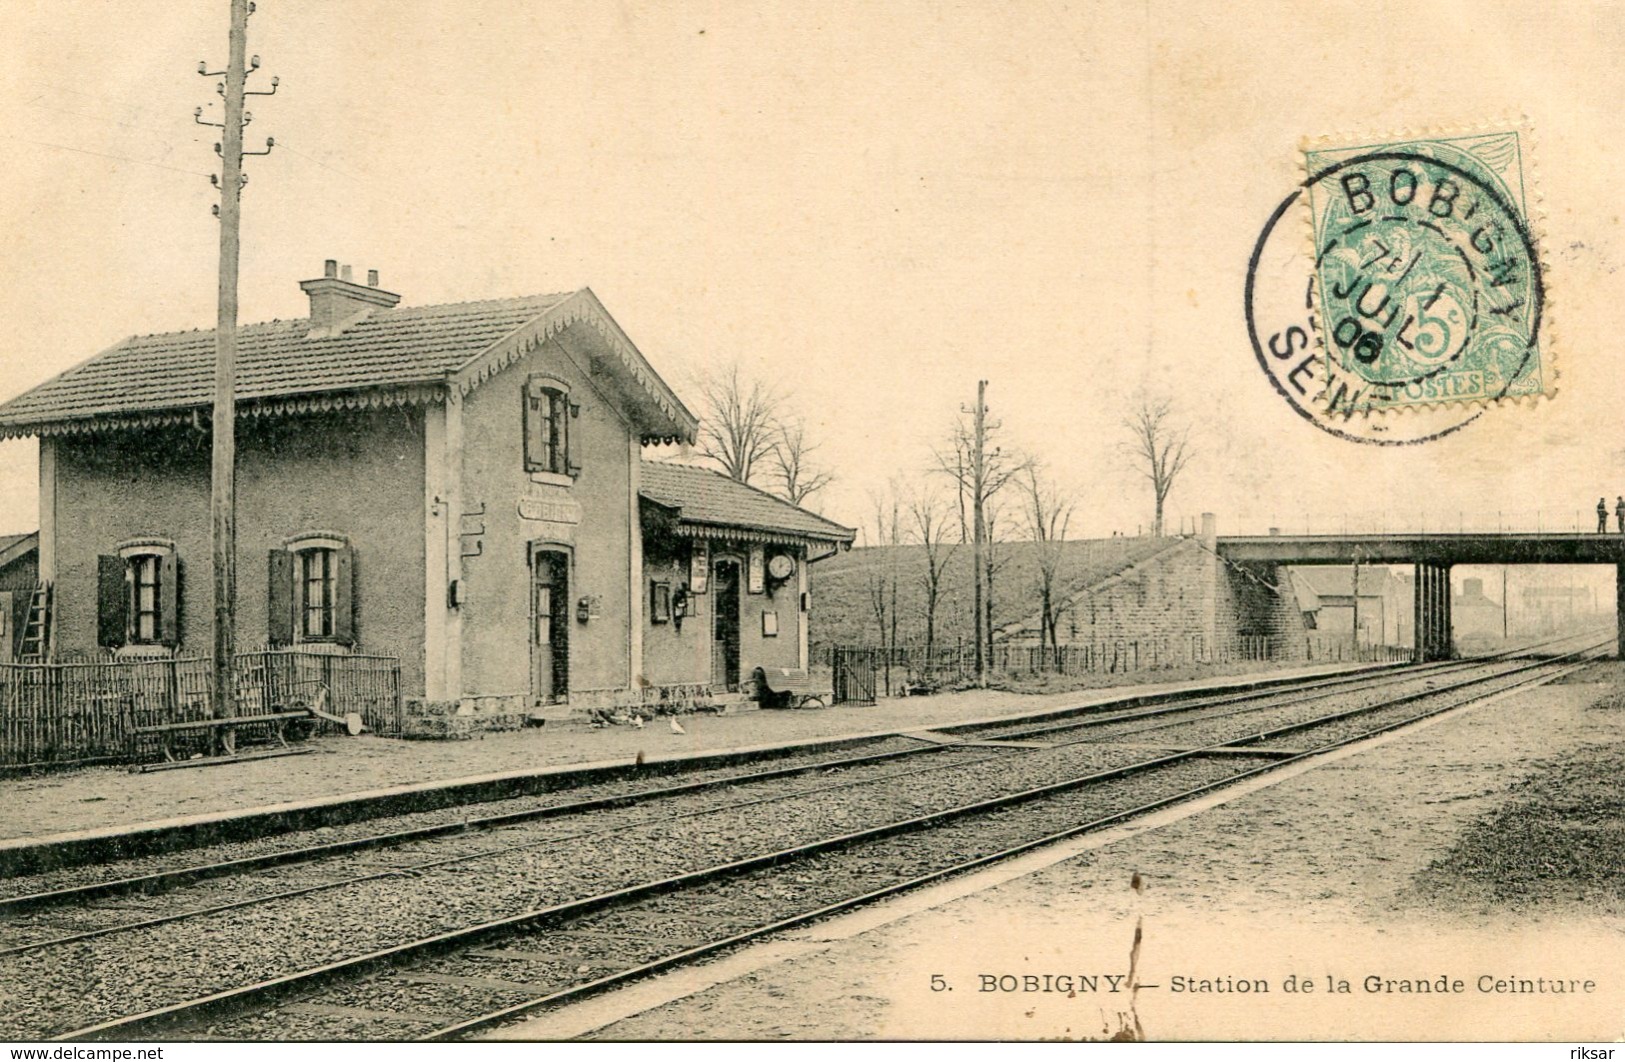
[19,582,51,663]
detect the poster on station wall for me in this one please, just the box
[747,546,765,594]
[689,541,708,595]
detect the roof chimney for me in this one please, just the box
[300,260,400,338]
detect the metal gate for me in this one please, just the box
[832,646,878,706]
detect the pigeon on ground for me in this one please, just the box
[670,716,686,735]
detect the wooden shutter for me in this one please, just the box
[159,551,180,648]
[97,555,128,648]
[559,392,574,475]
[333,543,356,647]
[268,549,295,647]
[522,385,535,469]
[523,381,547,472]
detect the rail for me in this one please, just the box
[49,641,1602,1041]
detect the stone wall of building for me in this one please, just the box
[640,535,805,689]
[457,333,636,704]
[50,408,427,692]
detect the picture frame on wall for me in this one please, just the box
[762,610,778,637]
[747,545,765,594]
[651,581,671,624]
[689,542,709,594]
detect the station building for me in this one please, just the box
[0,263,852,730]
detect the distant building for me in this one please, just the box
[0,533,39,662]
[1453,577,1504,641]
[1517,585,1594,634]
[1287,565,1410,647]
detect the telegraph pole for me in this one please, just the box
[1350,551,1360,660]
[971,380,987,687]
[1502,566,1509,640]
[199,0,275,718]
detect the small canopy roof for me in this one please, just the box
[639,461,854,548]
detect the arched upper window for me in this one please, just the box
[524,375,576,477]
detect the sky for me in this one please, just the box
[2,1,1623,542]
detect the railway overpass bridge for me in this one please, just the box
[1215,532,1625,662]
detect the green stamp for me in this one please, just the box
[1303,131,1544,413]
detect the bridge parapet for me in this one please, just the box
[1231,510,1597,537]
[1217,533,1625,567]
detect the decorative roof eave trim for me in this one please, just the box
[0,384,446,440]
[449,289,699,445]
[672,521,856,548]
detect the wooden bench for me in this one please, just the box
[752,667,829,709]
[131,710,314,762]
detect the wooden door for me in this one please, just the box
[531,552,569,703]
[711,559,741,691]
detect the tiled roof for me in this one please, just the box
[0,532,38,570]
[0,534,30,554]
[0,295,568,433]
[639,461,854,544]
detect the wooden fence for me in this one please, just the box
[237,650,405,738]
[821,635,1413,698]
[0,649,402,768]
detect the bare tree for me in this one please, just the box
[934,413,1024,541]
[865,482,904,694]
[769,418,835,507]
[693,363,784,486]
[1022,463,1075,664]
[933,388,1026,683]
[1122,392,1194,537]
[907,486,959,670]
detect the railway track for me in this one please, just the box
[0,637,1573,924]
[0,634,1602,1041]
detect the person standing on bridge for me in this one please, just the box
[1600,497,1610,533]
[1616,496,1624,533]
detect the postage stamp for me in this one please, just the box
[1302,130,1546,412]
[1247,128,1547,445]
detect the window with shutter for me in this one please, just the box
[106,540,180,651]
[523,375,574,476]
[283,534,356,646]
